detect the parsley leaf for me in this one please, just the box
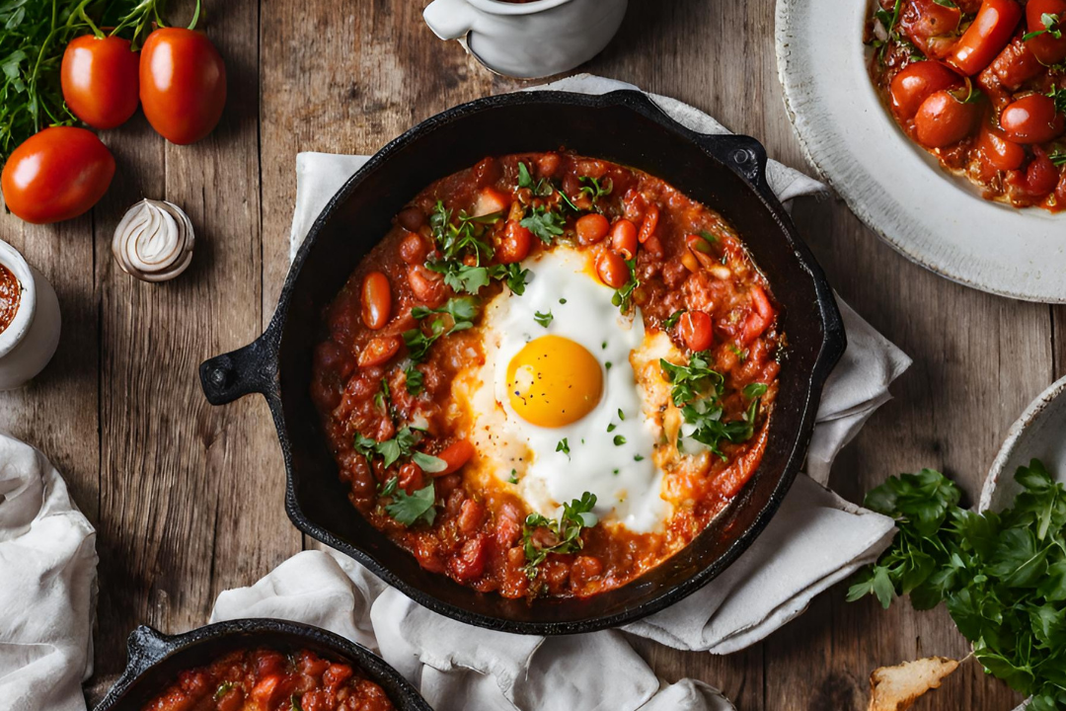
[534,309,553,327]
[1050,85,1066,114]
[291,695,305,711]
[849,460,1066,707]
[1024,12,1063,41]
[517,161,553,197]
[556,438,570,458]
[355,426,431,470]
[611,258,640,314]
[215,683,235,701]
[425,261,491,295]
[520,206,566,243]
[488,262,531,295]
[405,365,424,396]
[663,310,685,330]
[405,297,479,362]
[578,175,613,201]
[385,480,438,526]
[508,469,519,484]
[429,200,499,262]
[521,492,599,579]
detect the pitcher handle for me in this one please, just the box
[423,0,479,40]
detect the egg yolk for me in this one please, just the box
[507,335,604,428]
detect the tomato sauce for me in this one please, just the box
[311,152,782,600]
[141,648,394,711]
[867,0,1066,212]
[0,263,21,334]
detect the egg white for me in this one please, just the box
[459,247,672,533]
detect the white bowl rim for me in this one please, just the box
[979,374,1066,512]
[0,240,36,360]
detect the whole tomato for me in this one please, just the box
[1,127,115,224]
[999,94,1066,144]
[61,35,140,130]
[140,28,226,144]
[1025,0,1066,66]
[914,90,980,148]
[889,60,961,121]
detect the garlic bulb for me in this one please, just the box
[112,199,195,282]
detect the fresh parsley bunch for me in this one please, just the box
[848,460,1066,711]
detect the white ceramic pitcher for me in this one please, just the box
[423,0,628,79]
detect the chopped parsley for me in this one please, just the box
[617,408,625,420]
[354,426,446,473]
[1050,85,1066,114]
[579,175,613,201]
[384,479,438,526]
[405,365,424,396]
[613,435,627,446]
[534,309,553,328]
[520,205,566,243]
[405,297,479,362]
[508,469,519,484]
[214,683,235,701]
[521,492,598,579]
[634,455,645,462]
[607,423,617,433]
[611,257,640,314]
[291,696,305,711]
[1024,12,1062,41]
[517,161,554,197]
[662,310,685,329]
[556,438,570,458]
[374,378,391,413]
[489,262,531,295]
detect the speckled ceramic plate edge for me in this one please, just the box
[775,0,1066,304]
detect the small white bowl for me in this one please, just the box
[422,0,628,79]
[0,240,61,390]
[979,375,1066,513]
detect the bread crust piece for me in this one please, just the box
[868,657,960,711]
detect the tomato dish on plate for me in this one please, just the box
[142,647,394,711]
[310,152,782,600]
[866,0,1066,211]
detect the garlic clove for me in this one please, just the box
[112,199,196,282]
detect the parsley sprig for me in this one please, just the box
[522,492,599,579]
[579,175,613,201]
[1024,12,1063,41]
[660,353,767,460]
[404,296,479,362]
[611,258,640,314]
[379,476,438,526]
[520,205,566,243]
[848,460,1066,711]
[354,426,447,473]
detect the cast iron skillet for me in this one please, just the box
[199,89,846,635]
[93,618,431,711]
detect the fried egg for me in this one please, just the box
[454,247,674,533]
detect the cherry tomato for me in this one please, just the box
[999,94,1066,144]
[1025,0,1066,65]
[609,218,638,259]
[595,249,629,289]
[496,220,532,263]
[947,0,1023,76]
[358,336,401,368]
[679,311,713,351]
[914,90,979,148]
[574,213,609,245]
[139,28,226,144]
[61,35,139,130]
[1007,146,1060,197]
[361,272,391,330]
[900,0,962,58]
[889,61,961,120]
[1,127,115,224]
[977,117,1026,171]
[437,439,475,475]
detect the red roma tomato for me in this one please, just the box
[1025,0,1066,65]
[977,118,1026,171]
[61,35,139,130]
[914,90,980,148]
[890,61,961,120]
[947,0,1024,75]
[1,127,115,224]
[140,28,226,144]
[999,94,1066,144]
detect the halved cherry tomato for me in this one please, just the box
[595,249,629,289]
[358,336,400,368]
[61,35,139,129]
[609,218,638,259]
[473,186,510,216]
[1007,145,1060,197]
[901,0,963,59]
[140,28,226,144]
[889,61,961,120]
[496,220,532,263]
[1,127,115,224]
[1025,0,1066,66]
[637,204,659,243]
[947,0,1024,76]
[575,213,609,245]
[679,311,713,351]
[437,439,475,475]
[999,94,1065,143]
[914,90,980,147]
[361,272,391,330]
[977,117,1026,170]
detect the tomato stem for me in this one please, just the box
[187,0,202,31]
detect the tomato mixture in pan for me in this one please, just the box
[867,0,1066,211]
[311,152,782,600]
[142,648,394,711]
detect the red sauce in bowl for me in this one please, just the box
[142,648,395,711]
[0,263,21,335]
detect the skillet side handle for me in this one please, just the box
[126,625,174,667]
[199,329,280,406]
[697,133,775,202]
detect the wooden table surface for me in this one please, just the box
[3,1,1060,709]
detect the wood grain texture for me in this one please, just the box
[0,0,1055,708]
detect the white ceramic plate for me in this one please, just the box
[775,0,1066,303]
[980,375,1066,512]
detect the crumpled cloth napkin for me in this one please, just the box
[0,434,97,711]
[214,76,913,710]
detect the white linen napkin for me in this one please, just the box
[213,76,913,709]
[0,434,97,711]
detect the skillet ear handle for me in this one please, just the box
[126,625,174,667]
[199,330,280,406]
